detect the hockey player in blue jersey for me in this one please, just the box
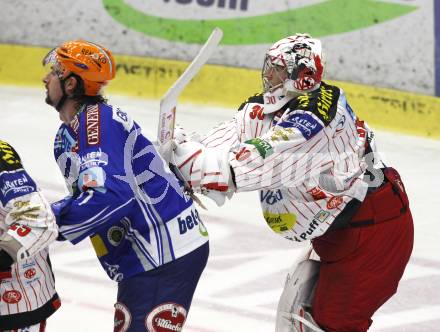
[42,40,209,332]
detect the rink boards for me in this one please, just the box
[0,43,439,139]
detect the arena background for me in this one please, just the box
[0,0,440,138]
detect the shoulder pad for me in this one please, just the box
[287,82,340,125]
[238,93,264,111]
[0,141,23,172]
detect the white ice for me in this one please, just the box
[1,86,439,331]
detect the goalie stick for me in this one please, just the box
[157,27,223,147]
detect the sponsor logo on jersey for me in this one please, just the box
[13,200,30,209]
[260,190,283,205]
[86,105,101,146]
[78,167,106,192]
[314,210,331,223]
[299,210,330,240]
[21,261,36,269]
[145,302,187,332]
[112,107,134,132]
[24,268,37,279]
[0,173,35,198]
[114,302,132,332]
[2,290,22,304]
[271,128,294,141]
[278,112,323,140]
[104,262,124,282]
[333,115,346,137]
[307,187,327,200]
[54,126,77,154]
[178,209,207,237]
[244,138,273,159]
[263,211,296,233]
[79,149,109,171]
[327,196,344,209]
[91,234,109,257]
[9,206,41,222]
[316,85,335,122]
[235,147,251,162]
[107,226,125,246]
[289,82,340,125]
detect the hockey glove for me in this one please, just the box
[170,141,235,206]
[157,124,198,163]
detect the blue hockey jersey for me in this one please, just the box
[51,103,208,281]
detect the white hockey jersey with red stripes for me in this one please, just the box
[201,82,377,241]
[0,140,59,325]
[0,198,57,316]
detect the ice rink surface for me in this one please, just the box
[1,86,439,331]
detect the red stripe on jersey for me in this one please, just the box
[178,149,202,169]
[202,126,231,146]
[15,264,31,311]
[29,282,41,307]
[207,131,237,148]
[35,253,51,300]
[36,279,47,307]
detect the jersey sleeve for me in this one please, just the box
[0,141,58,261]
[200,93,265,149]
[53,105,136,244]
[199,118,240,148]
[229,84,340,192]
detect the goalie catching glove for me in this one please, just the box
[170,141,235,206]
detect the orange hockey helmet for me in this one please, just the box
[43,40,116,96]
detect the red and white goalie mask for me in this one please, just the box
[262,34,324,96]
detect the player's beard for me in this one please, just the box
[45,90,58,107]
[45,93,54,106]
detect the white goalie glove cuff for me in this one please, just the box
[157,125,202,163]
[171,141,235,206]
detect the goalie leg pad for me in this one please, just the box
[276,253,323,332]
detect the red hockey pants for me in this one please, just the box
[311,168,414,331]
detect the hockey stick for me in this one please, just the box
[157,27,223,146]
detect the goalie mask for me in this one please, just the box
[262,34,324,96]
